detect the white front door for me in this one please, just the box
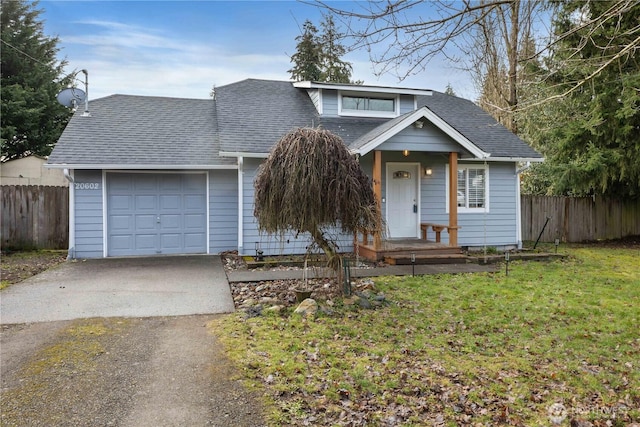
[386,163,420,238]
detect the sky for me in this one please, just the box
[40,1,476,101]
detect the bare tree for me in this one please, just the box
[310,0,544,132]
[311,0,639,128]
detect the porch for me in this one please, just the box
[354,233,467,265]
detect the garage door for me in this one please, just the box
[107,173,207,256]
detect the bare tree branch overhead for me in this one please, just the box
[309,0,639,123]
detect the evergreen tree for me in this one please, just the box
[288,20,322,82]
[288,15,353,83]
[523,0,640,198]
[444,83,456,96]
[1,0,72,161]
[318,14,352,83]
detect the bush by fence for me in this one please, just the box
[1,185,69,250]
[521,195,640,243]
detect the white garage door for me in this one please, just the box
[107,173,207,256]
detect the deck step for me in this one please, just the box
[385,253,469,265]
[385,247,464,257]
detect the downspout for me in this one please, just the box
[515,162,530,249]
[63,169,76,259]
[237,157,244,254]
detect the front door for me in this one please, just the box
[386,163,420,238]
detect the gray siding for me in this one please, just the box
[378,124,462,153]
[322,91,339,116]
[241,158,353,256]
[360,153,520,248]
[420,162,518,247]
[399,94,415,114]
[321,91,416,117]
[209,170,238,253]
[308,89,321,112]
[73,169,241,258]
[73,170,104,258]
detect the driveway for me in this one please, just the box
[0,257,266,426]
[0,255,235,324]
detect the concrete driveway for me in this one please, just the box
[0,255,235,324]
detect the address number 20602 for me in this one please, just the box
[74,182,100,190]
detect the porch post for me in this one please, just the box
[448,152,459,247]
[373,150,382,250]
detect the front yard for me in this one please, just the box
[214,245,640,426]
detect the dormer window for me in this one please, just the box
[339,91,399,118]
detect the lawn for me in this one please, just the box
[215,246,640,426]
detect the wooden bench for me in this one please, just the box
[420,223,460,243]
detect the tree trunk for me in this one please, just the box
[507,0,520,134]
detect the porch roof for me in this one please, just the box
[418,92,542,160]
[345,108,490,159]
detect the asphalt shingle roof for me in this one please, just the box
[215,79,319,154]
[48,95,234,167]
[340,111,416,151]
[319,116,390,147]
[48,79,541,167]
[418,92,542,159]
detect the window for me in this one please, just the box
[457,166,487,209]
[446,164,489,212]
[339,92,398,117]
[342,96,394,112]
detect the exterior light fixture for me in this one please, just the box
[424,168,433,177]
[414,120,424,129]
[403,149,410,157]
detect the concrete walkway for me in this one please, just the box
[0,256,235,324]
[226,262,498,283]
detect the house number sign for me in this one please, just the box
[74,182,101,190]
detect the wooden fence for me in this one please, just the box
[1,185,69,250]
[521,195,640,243]
[2,187,638,250]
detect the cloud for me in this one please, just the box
[58,19,477,101]
[60,19,293,99]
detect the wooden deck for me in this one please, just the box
[355,238,467,265]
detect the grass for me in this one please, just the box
[0,249,67,290]
[0,318,130,425]
[214,246,640,426]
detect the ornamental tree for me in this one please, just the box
[254,127,381,270]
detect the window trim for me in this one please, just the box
[338,90,399,118]
[445,163,490,213]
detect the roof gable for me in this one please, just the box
[418,92,542,160]
[348,107,489,158]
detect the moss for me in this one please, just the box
[0,318,130,425]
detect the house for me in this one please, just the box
[46,79,542,259]
[1,155,68,186]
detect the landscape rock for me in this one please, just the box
[356,296,372,309]
[243,305,263,318]
[259,297,280,306]
[240,298,257,308]
[293,298,318,317]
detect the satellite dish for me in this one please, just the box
[56,87,86,109]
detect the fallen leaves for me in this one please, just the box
[218,249,640,426]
